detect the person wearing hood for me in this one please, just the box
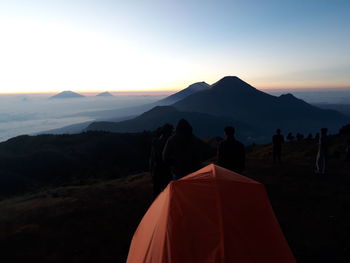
[163,119,202,180]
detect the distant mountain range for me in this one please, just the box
[86,76,349,142]
[96,91,113,97]
[172,76,347,134]
[87,82,211,120]
[50,91,85,99]
[40,82,211,133]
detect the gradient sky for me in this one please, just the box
[0,0,349,93]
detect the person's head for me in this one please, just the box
[176,119,192,136]
[321,128,328,135]
[224,126,235,137]
[161,123,173,137]
[276,128,281,135]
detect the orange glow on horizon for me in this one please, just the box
[1,79,350,95]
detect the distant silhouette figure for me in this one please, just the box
[296,133,304,141]
[163,119,202,180]
[306,133,313,140]
[314,132,320,142]
[272,129,284,163]
[315,128,328,175]
[217,126,245,173]
[286,132,294,142]
[150,124,174,198]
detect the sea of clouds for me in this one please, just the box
[1,89,350,142]
[0,93,166,142]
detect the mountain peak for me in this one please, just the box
[278,93,300,102]
[279,93,295,99]
[219,76,241,81]
[185,82,210,93]
[50,91,85,99]
[211,76,256,92]
[158,82,210,105]
[215,76,248,84]
[96,91,113,97]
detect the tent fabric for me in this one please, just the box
[126,164,296,263]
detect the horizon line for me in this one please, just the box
[1,85,350,95]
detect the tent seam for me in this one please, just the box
[212,164,225,262]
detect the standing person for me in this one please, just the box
[163,119,202,180]
[217,126,245,173]
[272,129,284,163]
[149,124,174,198]
[315,128,328,175]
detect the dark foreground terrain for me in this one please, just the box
[0,136,349,263]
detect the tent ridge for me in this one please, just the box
[213,164,226,261]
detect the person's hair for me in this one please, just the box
[161,123,173,136]
[176,119,192,135]
[321,128,328,134]
[276,128,281,134]
[224,126,235,136]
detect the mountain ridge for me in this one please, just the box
[50,90,85,99]
[173,76,348,133]
[86,106,258,141]
[88,76,349,142]
[96,91,113,97]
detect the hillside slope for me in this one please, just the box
[1,136,349,263]
[88,76,349,142]
[86,106,259,141]
[0,131,215,198]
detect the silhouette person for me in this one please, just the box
[272,129,284,163]
[163,119,202,180]
[314,132,320,142]
[306,133,313,140]
[315,128,328,175]
[296,133,304,141]
[150,124,174,198]
[217,126,245,173]
[286,132,294,142]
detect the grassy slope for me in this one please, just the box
[0,137,349,263]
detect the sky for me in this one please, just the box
[0,0,349,93]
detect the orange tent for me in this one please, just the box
[126,164,296,263]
